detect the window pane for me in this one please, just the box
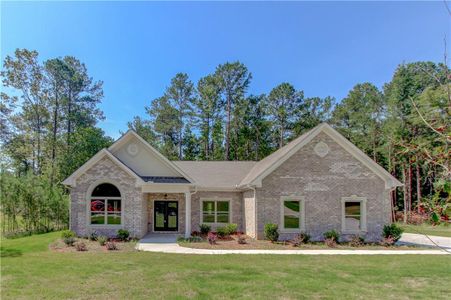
[345,216,360,231]
[345,202,361,216]
[107,213,121,225]
[284,201,300,212]
[217,201,229,212]
[202,201,215,213]
[107,199,121,212]
[203,213,215,223]
[216,212,229,223]
[91,183,120,197]
[91,213,105,224]
[284,216,299,228]
[91,199,105,212]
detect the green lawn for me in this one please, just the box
[1,232,451,299]
[398,223,451,238]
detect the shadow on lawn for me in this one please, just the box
[0,246,23,257]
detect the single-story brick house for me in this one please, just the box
[63,123,402,241]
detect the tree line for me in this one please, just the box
[1,48,449,235]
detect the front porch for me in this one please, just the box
[143,187,193,238]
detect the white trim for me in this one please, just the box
[62,149,144,187]
[185,192,191,238]
[108,130,196,184]
[280,196,306,233]
[141,184,191,193]
[85,180,125,229]
[240,123,402,189]
[200,198,232,225]
[341,195,367,234]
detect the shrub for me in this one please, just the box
[106,241,118,250]
[117,229,130,241]
[61,230,76,239]
[187,236,202,243]
[216,226,228,238]
[323,230,340,242]
[264,223,279,242]
[63,237,76,246]
[199,224,211,235]
[207,232,217,245]
[291,232,310,247]
[75,241,87,251]
[349,235,365,247]
[236,234,247,244]
[176,236,186,243]
[225,223,238,235]
[325,238,337,248]
[97,236,108,246]
[382,223,403,242]
[89,231,99,241]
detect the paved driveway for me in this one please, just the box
[398,233,451,250]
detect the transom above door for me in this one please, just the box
[154,201,178,231]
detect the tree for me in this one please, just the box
[332,83,384,161]
[295,96,334,133]
[214,62,252,160]
[127,116,157,147]
[164,73,195,159]
[182,126,199,160]
[268,83,303,148]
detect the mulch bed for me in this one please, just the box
[49,238,137,253]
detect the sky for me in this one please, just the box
[1,1,450,139]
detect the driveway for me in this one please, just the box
[398,233,451,250]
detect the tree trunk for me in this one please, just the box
[51,87,59,185]
[225,94,231,160]
[408,163,412,216]
[402,166,407,223]
[416,157,421,213]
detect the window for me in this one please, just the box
[280,197,305,231]
[201,200,230,223]
[90,183,121,225]
[341,196,366,232]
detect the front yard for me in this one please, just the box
[1,232,450,299]
[397,223,451,238]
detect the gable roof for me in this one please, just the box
[239,123,403,189]
[108,130,196,184]
[62,149,144,187]
[174,161,257,189]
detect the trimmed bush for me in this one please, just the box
[63,237,76,246]
[291,232,310,247]
[74,241,87,251]
[323,230,340,242]
[382,223,403,242]
[61,230,76,239]
[264,223,279,242]
[207,232,217,245]
[216,226,228,238]
[199,224,211,235]
[106,241,118,250]
[117,229,130,241]
[225,223,238,235]
[97,236,108,246]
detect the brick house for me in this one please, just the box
[63,123,402,241]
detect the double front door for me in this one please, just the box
[154,201,178,231]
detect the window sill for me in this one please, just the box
[280,228,305,233]
[88,225,123,228]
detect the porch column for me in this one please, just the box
[185,191,191,238]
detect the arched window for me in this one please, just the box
[90,183,121,225]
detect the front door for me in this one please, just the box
[154,201,178,231]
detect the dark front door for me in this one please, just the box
[154,201,178,231]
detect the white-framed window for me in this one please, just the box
[90,183,122,225]
[280,196,305,232]
[201,199,231,224]
[341,196,367,233]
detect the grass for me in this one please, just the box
[397,223,451,238]
[1,232,451,299]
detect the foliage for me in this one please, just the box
[178,236,203,243]
[61,230,76,239]
[105,241,118,250]
[207,232,217,245]
[74,241,87,251]
[117,229,130,241]
[225,223,238,235]
[89,231,99,241]
[264,223,279,242]
[63,237,76,246]
[382,223,404,242]
[199,224,211,235]
[349,235,365,247]
[97,236,108,246]
[323,230,340,242]
[216,226,228,238]
[291,232,311,247]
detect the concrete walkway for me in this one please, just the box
[397,233,451,250]
[136,233,450,255]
